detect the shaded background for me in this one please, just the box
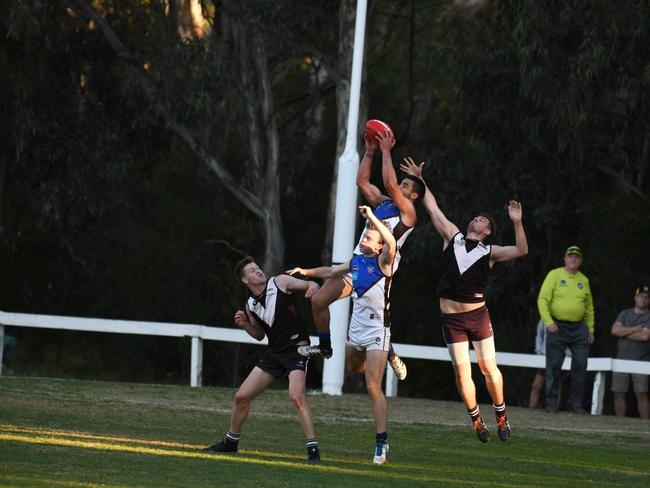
[1,0,649,413]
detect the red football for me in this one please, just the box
[364,119,393,142]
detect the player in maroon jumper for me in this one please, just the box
[401,157,528,443]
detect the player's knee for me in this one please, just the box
[310,290,329,312]
[366,381,384,399]
[310,296,324,312]
[453,363,472,381]
[346,355,365,374]
[455,371,472,389]
[289,390,305,409]
[234,390,252,407]
[481,366,502,384]
[347,363,364,375]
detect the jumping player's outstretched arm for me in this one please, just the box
[376,131,417,227]
[286,261,350,280]
[359,205,396,276]
[234,308,265,341]
[274,274,320,299]
[357,134,388,207]
[400,157,458,246]
[490,201,528,264]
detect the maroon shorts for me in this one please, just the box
[441,306,493,344]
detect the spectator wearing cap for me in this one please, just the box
[537,245,595,414]
[610,286,650,419]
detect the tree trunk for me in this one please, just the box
[637,132,649,192]
[234,19,285,274]
[253,29,284,273]
[305,59,328,147]
[71,1,285,272]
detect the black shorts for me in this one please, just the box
[255,346,309,378]
[441,306,493,344]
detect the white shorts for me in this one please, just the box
[347,320,391,352]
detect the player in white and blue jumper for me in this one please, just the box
[302,128,423,385]
[288,205,397,465]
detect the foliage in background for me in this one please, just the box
[1,1,649,406]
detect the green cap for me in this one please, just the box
[565,245,582,257]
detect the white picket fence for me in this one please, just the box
[2,310,649,415]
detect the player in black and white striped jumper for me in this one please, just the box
[401,158,528,444]
[202,257,322,462]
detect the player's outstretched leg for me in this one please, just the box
[448,342,489,443]
[387,343,407,380]
[298,343,332,359]
[203,367,273,453]
[300,277,352,359]
[475,338,510,441]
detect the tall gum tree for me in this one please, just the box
[68,0,288,272]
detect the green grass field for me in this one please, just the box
[1,377,649,487]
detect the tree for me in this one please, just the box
[431,0,650,350]
[61,0,289,272]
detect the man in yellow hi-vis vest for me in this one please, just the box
[537,245,595,414]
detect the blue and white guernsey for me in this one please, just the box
[350,254,392,329]
[353,199,413,272]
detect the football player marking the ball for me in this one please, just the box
[288,205,396,465]
[202,257,322,462]
[401,158,528,443]
[300,120,423,382]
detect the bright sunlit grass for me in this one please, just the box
[0,424,458,483]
